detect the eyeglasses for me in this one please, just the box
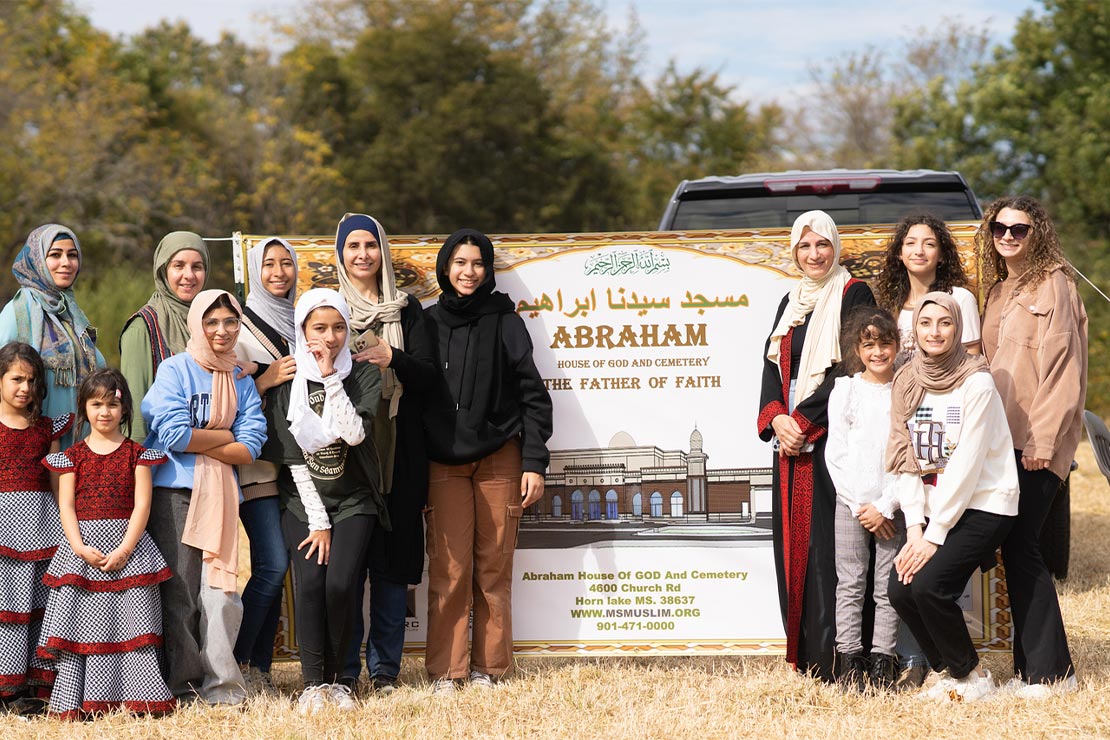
[202,318,241,332]
[989,221,1031,241]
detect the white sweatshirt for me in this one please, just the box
[825,374,900,518]
[893,372,1019,546]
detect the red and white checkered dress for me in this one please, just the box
[0,413,70,698]
[39,439,175,719]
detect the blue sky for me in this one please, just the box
[81,0,1041,103]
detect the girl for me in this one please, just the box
[824,307,902,691]
[756,211,875,681]
[886,293,1018,703]
[39,369,175,719]
[142,290,266,705]
[233,237,298,694]
[978,195,1085,697]
[423,228,553,694]
[0,342,70,706]
[874,212,981,359]
[0,224,106,448]
[260,289,383,714]
[332,214,436,695]
[121,232,210,442]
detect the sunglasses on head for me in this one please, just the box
[989,221,1031,240]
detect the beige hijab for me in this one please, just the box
[886,292,990,475]
[180,289,242,593]
[766,210,853,403]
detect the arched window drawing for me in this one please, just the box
[551,495,562,518]
[632,492,643,517]
[571,490,584,521]
[605,489,618,520]
[670,491,684,517]
[588,489,601,520]
[650,491,663,517]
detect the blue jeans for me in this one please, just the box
[234,496,289,672]
[344,576,409,682]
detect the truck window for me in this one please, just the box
[670,190,980,230]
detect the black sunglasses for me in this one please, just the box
[989,221,1031,240]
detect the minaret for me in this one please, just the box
[687,425,708,514]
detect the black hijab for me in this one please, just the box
[434,228,515,427]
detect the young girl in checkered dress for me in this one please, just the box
[0,342,70,707]
[38,368,175,718]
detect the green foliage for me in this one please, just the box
[73,270,153,369]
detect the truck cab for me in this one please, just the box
[658,169,982,230]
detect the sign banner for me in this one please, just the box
[236,225,1008,657]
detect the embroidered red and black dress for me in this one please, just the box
[38,439,175,719]
[757,280,874,681]
[0,413,71,697]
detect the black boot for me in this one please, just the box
[870,652,898,690]
[835,651,868,692]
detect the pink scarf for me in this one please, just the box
[181,289,242,593]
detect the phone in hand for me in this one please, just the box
[351,320,384,353]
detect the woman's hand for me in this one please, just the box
[76,544,106,568]
[353,336,393,368]
[236,361,259,380]
[256,356,297,394]
[856,504,895,540]
[522,471,545,508]
[1021,455,1051,472]
[298,528,331,565]
[100,546,132,572]
[307,338,335,377]
[894,535,938,584]
[771,414,804,456]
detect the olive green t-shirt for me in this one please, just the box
[261,362,388,528]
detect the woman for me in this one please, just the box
[232,237,298,693]
[143,290,266,705]
[259,289,383,713]
[332,214,436,695]
[120,231,209,442]
[756,210,875,681]
[0,224,105,447]
[874,212,981,358]
[423,228,553,694]
[978,196,1085,697]
[886,293,1018,702]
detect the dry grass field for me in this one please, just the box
[4,443,1109,739]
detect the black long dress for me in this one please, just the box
[756,279,875,681]
[367,298,438,585]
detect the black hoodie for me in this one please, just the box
[424,228,553,473]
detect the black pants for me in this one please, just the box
[888,509,1013,679]
[283,511,373,685]
[1001,456,1075,683]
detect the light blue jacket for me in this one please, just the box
[142,353,267,490]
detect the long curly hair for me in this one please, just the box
[874,212,968,316]
[976,195,1075,289]
[0,341,48,421]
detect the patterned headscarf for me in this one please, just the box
[10,224,98,387]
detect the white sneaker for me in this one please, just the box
[924,672,957,700]
[949,670,996,703]
[1014,675,1078,699]
[297,685,329,715]
[327,683,358,711]
[468,670,495,689]
[430,677,457,696]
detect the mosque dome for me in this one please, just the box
[609,431,636,448]
[689,425,703,451]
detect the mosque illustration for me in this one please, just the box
[526,426,773,529]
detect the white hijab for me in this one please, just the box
[766,210,853,404]
[287,288,354,453]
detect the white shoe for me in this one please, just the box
[949,670,996,703]
[327,683,357,711]
[924,672,957,700]
[1014,675,1078,699]
[430,677,457,696]
[468,670,495,689]
[297,685,330,715]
